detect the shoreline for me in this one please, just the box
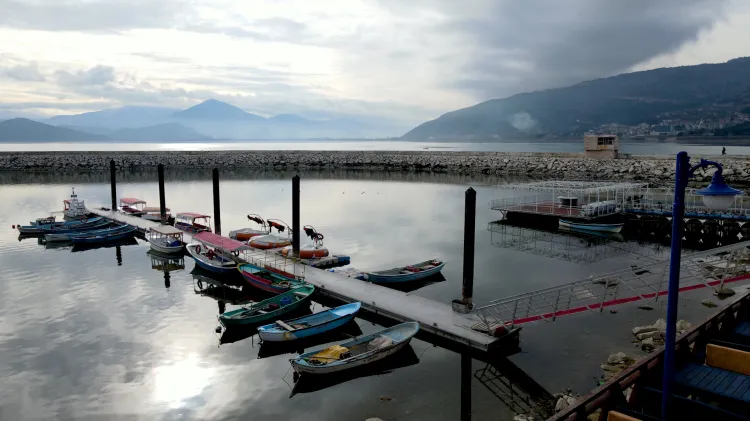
[3,150,750,185]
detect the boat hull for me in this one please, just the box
[186,244,237,274]
[44,225,128,242]
[365,261,445,284]
[175,222,211,234]
[17,217,107,234]
[70,226,137,244]
[148,239,184,254]
[239,265,300,293]
[228,228,267,241]
[219,286,314,326]
[258,303,360,342]
[558,219,624,233]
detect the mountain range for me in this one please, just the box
[403,57,750,141]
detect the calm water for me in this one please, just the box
[1,140,750,156]
[0,169,736,420]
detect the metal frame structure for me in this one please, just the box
[625,186,750,220]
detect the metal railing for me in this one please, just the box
[242,248,307,280]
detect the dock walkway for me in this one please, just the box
[89,207,499,352]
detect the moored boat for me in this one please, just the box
[186,232,250,274]
[141,207,171,222]
[558,219,624,233]
[248,219,292,249]
[119,198,147,216]
[218,285,315,326]
[17,216,106,235]
[238,263,304,293]
[70,225,137,244]
[229,214,270,241]
[147,225,184,254]
[44,224,129,243]
[360,259,445,284]
[175,212,212,234]
[258,302,361,342]
[279,225,329,258]
[290,322,419,375]
[63,187,88,219]
[30,216,56,225]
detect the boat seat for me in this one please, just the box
[706,343,750,376]
[606,410,642,421]
[674,363,750,403]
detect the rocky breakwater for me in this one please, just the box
[3,151,750,185]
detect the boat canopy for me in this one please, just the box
[177,212,211,220]
[120,198,147,205]
[194,232,251,252]
[150,225,183,236]
[143,206,170,212]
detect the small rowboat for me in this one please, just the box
[45,224,128,242]
[218,285,315,326]
[17,216,106,234]
[238,263,304,293]
[70,225,137,244]
[559,219,624,233]
[361,259,445,284]
[229,214,269,241]
[186,232,251,274]
[290,322,419,375]
[147,225,184,254]
[258,302,361,342]
[119,198,147,216]
[175,212,212,234]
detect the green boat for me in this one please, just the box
[218,285,315,326]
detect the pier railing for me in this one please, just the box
[489,195,589,218]
[473,241,750,333]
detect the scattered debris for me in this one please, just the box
[554,390,578,412]
[701,299,718,308]
[641,337,656,352]
[600,352,637,381]
[366,418,386,421]
[715,288,736,298]
[379,396,393,402]
[514,415,535,421]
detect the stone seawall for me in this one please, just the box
[2,150,750,186]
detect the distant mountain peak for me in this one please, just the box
[0,118,110,142]
[270,114,310,124]
[173,99,265,121]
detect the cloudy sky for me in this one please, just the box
[0,0,748,124]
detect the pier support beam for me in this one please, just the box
[212,168,221,235]
[461,353,472,421]
[110,159,117,211]
[453,187,476,313]
[158,164,166,224]
[292,175,300,256]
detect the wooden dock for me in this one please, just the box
[88,207,503,352]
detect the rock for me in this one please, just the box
[636,330,663,340]
[514,415,535,421]
[607,352,630,365]
[715,288,736,298]
[652,318,667,332]
[555,395,576,412]
[366,418,386,421]
[641,337,656,352]
[676,320,691,332]
[701,299,718,308]
[632,326,657,336]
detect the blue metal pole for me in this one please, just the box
[661,151,690,419]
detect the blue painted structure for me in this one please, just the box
[257,302,361,342]
[70,225,137,244]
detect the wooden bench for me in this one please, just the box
[607,410,642,421]
[707,343,750,376]
[674,363,750,403]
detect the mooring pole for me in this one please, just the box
[292,175,300,256]
[212,168,221,235]
[110,159,117,211]
[461,353,472,421]
[158,164,166,225]
[115,246,122,266]
[462,187,476,307]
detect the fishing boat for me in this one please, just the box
[229,214,270,241]
[359,259,445,284]
[44,224,129,242]
[258,302,361,342]
[280,225,330,259]
[119,198,147,216]
[70,225,137,244]
[63,187,88,219]
[16,216,106,235]
[558,219,624,233]
[141,207,171,222]
[30,215,56,225]
[248,219,292,249]
[290,322,420,375]
[218,285,315,326]
[175,212,212,234]
[186,232,250,274]
[147,225,184,254]
[238,263,304,293]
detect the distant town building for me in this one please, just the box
[584,134,619,159]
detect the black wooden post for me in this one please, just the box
[110,159,117,210]
[158,164,166,224]
[115,246,122,266]
[212,168,221,235]
[462,187,476,306]
[292,175,300,256]
[461,353,472,421]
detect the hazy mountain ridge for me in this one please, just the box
[402,57,750,141]
[0,118,110,142]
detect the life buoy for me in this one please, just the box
[207,250,215,259]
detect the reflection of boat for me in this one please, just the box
[70,237,139,253]
[559,219,624,233]
[239,263,304,293]
[290,344,419,397]
[119,198,147,216]
[291,322,419,375]
[229,214,269,241]
[258,302,361,342]
[17,216,106,234]
[175,212,212,234]
[249,219,292,249]
[63,187,88,219]
[361,260,445,284]
[148,249,185,272]
[192,266,261,304]
[147,225,184,254]
[557,225,624,241]
[257,320,363,359]
[280,225,329,258]
[141,207,171,222]
[70,225,137,244]
[187,232,249,274]
[219,285,315,327]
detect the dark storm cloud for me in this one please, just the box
[380,0,729,100]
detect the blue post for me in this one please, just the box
[661,151,689,419]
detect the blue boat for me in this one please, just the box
[44,224,128,242]
[186,232,251,275]
[559,219,624,233]
[17,217,106,235]
[361,259,445,284]
[258,302,361,342]
[70,225,137,244]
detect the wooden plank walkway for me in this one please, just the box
[89,207,500,352]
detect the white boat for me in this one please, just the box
[290,322,419,375]
[248,219,292,249]
[142,207,171,222]
[147,225,185,254]
[175,212,212,234]
[559,219,624,233]
[228,214,269,241]
[63,187,88,219]
[119,198,147,216]
[186,232,251,274]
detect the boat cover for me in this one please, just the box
[177,212,210,219]
[194,232,251,252]
[120,198,146,205]
[309,345,350,364]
